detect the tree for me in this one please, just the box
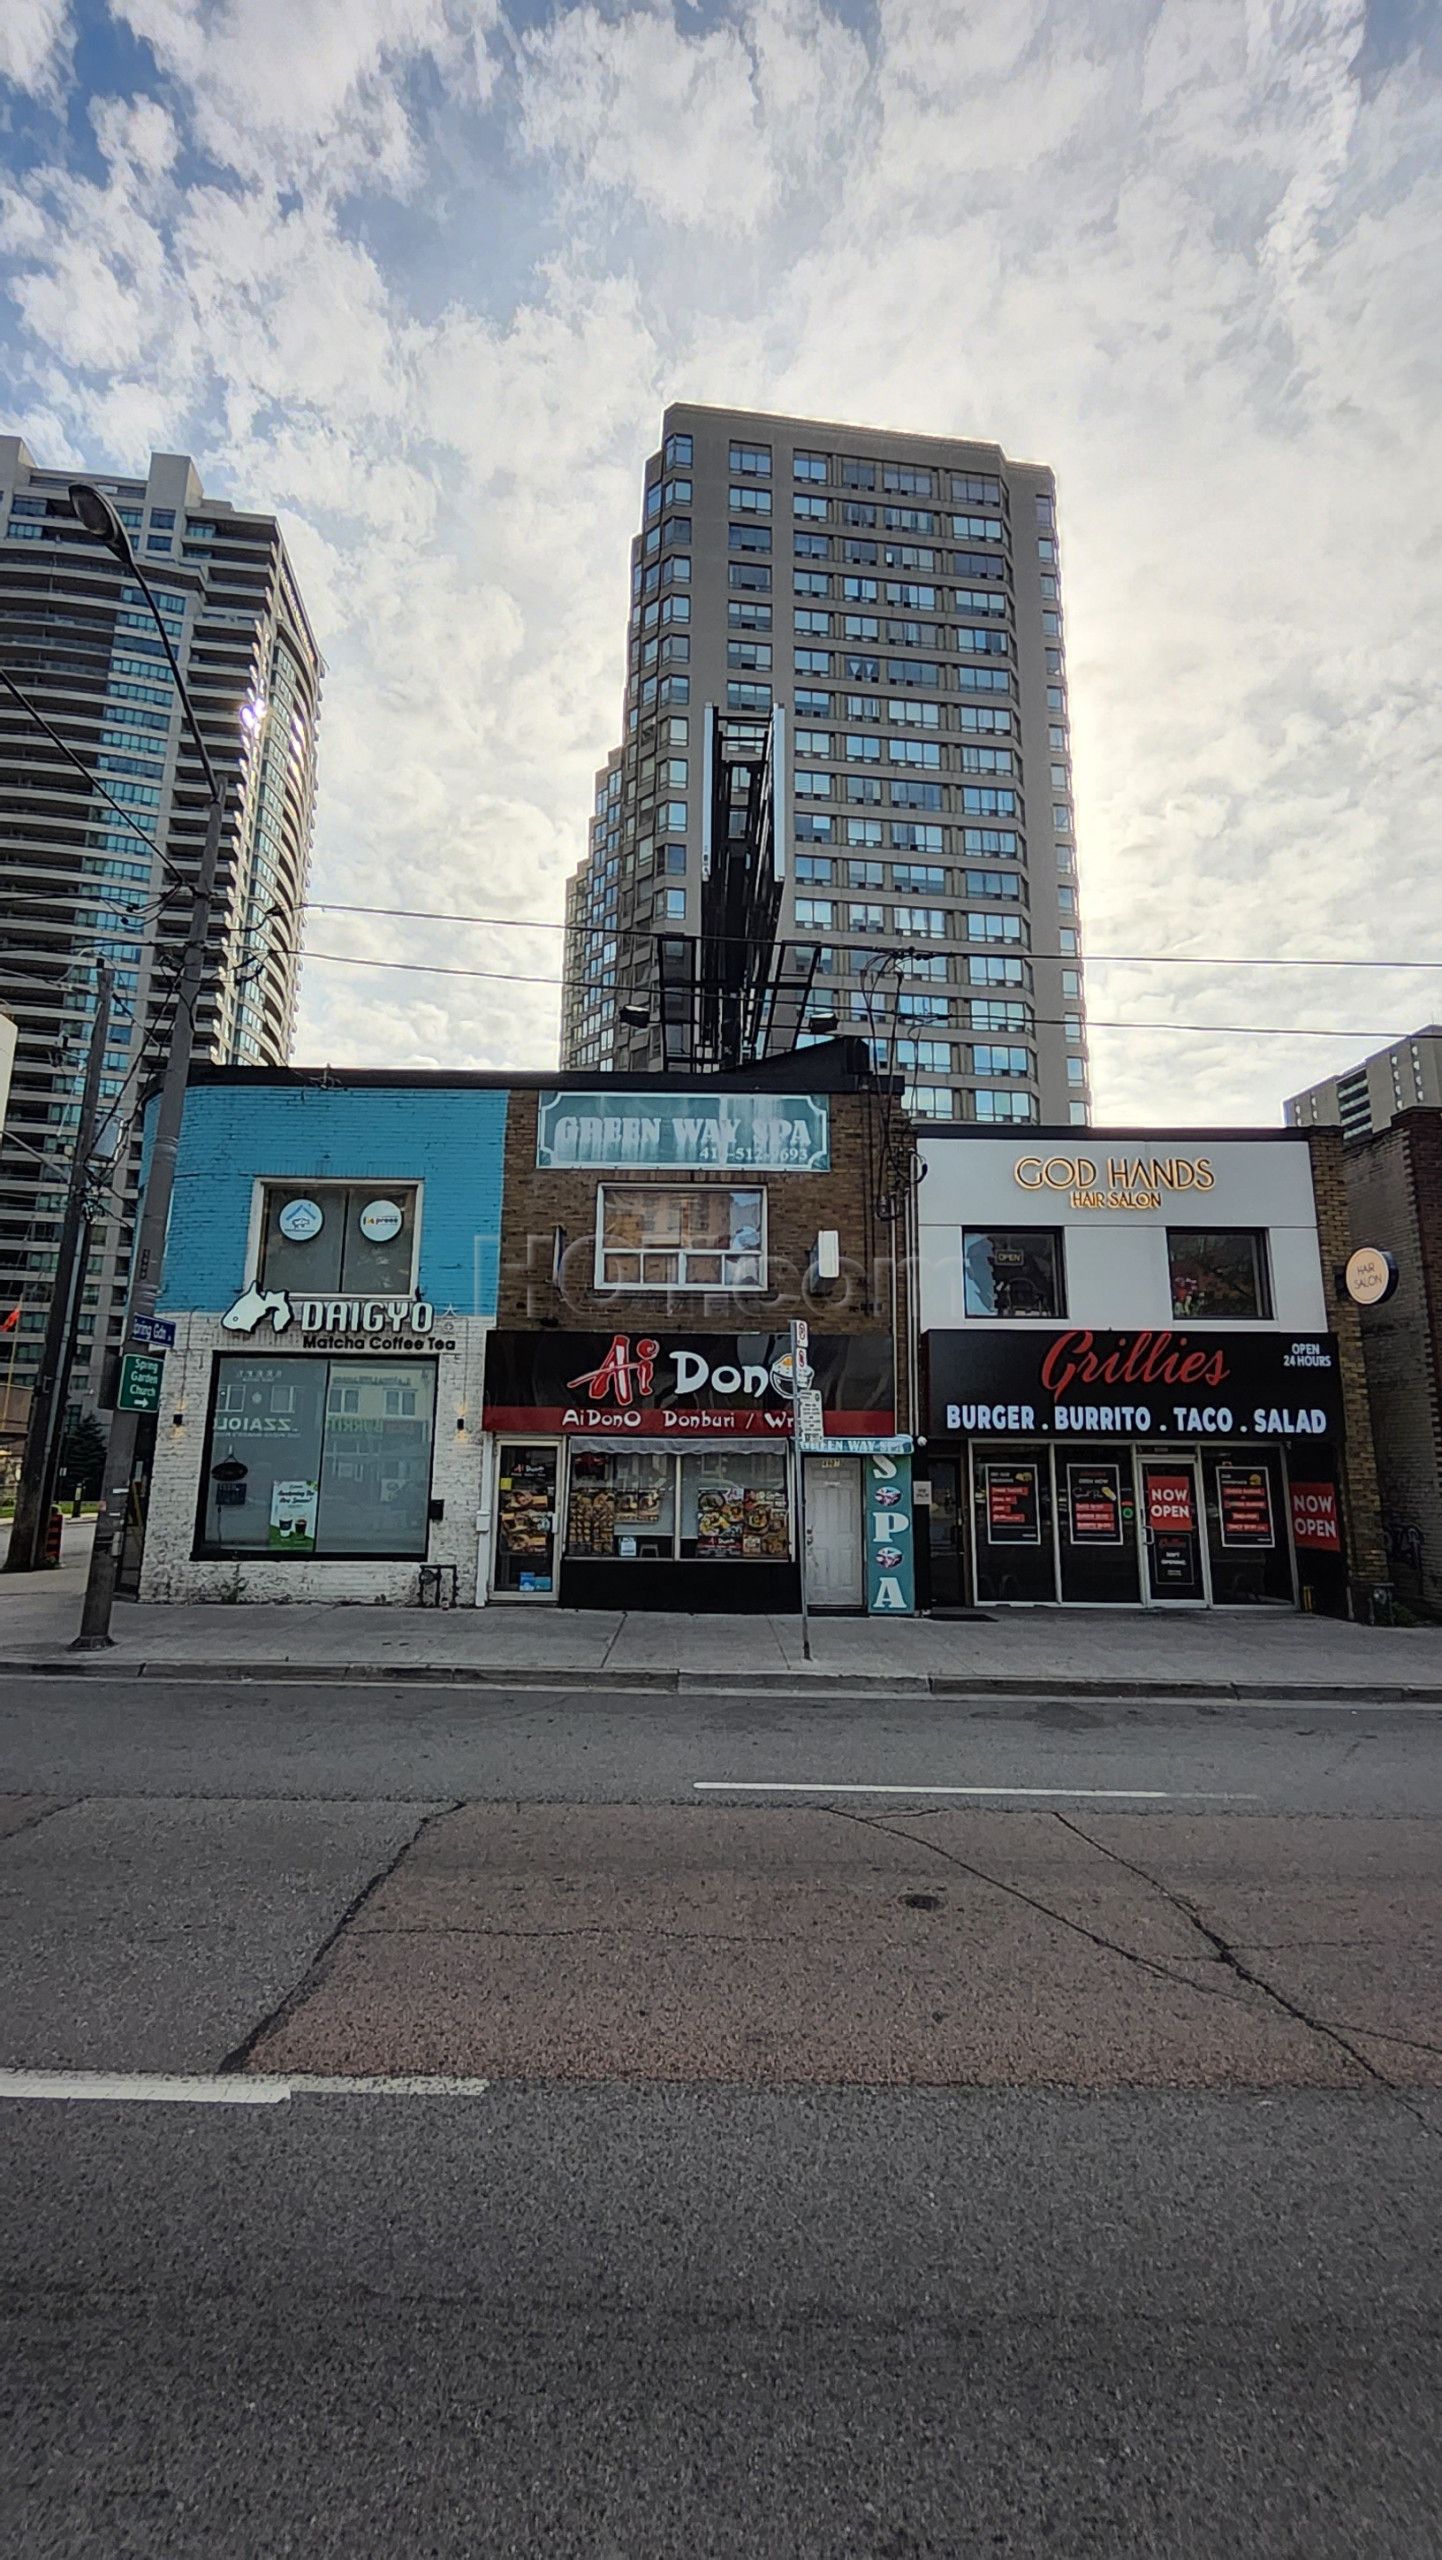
[58,1413,107,1501]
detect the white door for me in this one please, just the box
[805,1457,864,1610]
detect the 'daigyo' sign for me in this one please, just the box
[483,1330,893,1436]
[927,1328,1344,1442]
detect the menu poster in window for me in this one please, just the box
[1217,1465,1275,1549]
[696,1485,746,1558]
[1067,1463,1123,1546]
[743,1486,788,1559]
[985,1463,1041,1545]
[267,1479,318,1553]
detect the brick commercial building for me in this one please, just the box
[915,1123,1385,1617]
[1326,1107,1442,1610]
[486,1050,913,1613]
[134,1044,917,1613]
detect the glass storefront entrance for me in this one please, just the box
[956,1441,1302,1607]
[492,1443,559,1595]
[1140,1456,1206,1602]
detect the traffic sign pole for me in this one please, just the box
[791,1318,812,1663]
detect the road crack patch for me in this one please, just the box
[823,1806,1266,2017]
[1053,1813,1438,2125]
[218,1799,462,2074]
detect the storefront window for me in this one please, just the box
[679,1450,790,1558]
[1167,1230,1269,1320]
[199,1356,436,1558]
[566,1450,675,1557]
[597,1186,765,1289]
[962,1228,1063,1317]
[563,1448,792,1561]
[258,1183,418,1296]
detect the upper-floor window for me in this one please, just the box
[597,1185,764,1291]
[1167,1231,1270,1321]
[963,1229,1060,1315]
[664,432,693,468]
[730,484,771,514]
[974,1090,1037,1123]
[794,452,828,483]
[730,444,771,475]
[883,464,933,496]
[257,1182,419,1297]
[839,459,876,489]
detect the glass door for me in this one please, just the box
[1140,1454,1207,1603]
[493,1443,559,1596]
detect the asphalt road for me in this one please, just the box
[5,2087,1440,2557]
[3,1675,1440,2556]
[3,1672,1442,1810]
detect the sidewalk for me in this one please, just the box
[3,1516,1442,1697]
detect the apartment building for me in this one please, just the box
[561,403,1088,1127]
[0,439,321,1414]
[1286,1029,1442,1143]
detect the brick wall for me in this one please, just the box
[1305,1128,1386,1596]
[496,1088,913,1429]
[1342,1111,1442,1606]
[139,1313,490,1604]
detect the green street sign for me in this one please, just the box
[117,1350,165,1414]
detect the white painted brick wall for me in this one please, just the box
[139,1313,491,1604]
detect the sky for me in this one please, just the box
[1,0,1440,1126]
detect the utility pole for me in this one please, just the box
[73,786,227,1645]
[790,1316,813,1664]
[4,963,114,1571]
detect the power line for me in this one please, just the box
[0,670,187,889]
[300,896,1442,973]
[284,943,1425,1040]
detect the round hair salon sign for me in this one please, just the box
[1344,1246,1399,1308]
[277,1197,324,1243]
[358,1197,404,1244]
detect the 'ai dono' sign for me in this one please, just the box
[535,1091,830,1172]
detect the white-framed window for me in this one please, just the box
[596,1185,766,1290]
[256,1181,419,1295]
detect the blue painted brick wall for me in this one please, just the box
[158,1084,509,1317]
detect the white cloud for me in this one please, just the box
[516,0,870,230]
[1,0,1441,1119]
[115,0,501,190]
[0,0,70,97]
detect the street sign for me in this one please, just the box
[132,1314,176,1349]
[816,1435,914,1458]
[117,1351,164,1413]
[794,1389,825,1444]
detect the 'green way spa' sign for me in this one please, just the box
[536,1092,830,1173]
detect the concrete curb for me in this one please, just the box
[5,1654,1442,1704]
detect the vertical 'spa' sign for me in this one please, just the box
[866,1453,915,1615]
